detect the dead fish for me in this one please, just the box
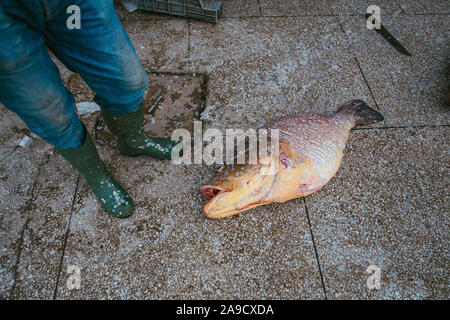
[201,99,384,219]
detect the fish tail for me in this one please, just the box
[338,99,384,126]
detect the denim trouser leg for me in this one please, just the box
[0,4,84,150]
[0,0,148,150]
[43,0,149,115]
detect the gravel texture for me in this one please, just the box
[0,0,448,299]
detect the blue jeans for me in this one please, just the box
[0,0,148,149]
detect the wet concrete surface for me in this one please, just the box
[0,0,448,299]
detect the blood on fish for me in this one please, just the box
[201,186,220,199]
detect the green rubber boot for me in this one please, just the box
[101,105,179,160]
[57,127,133,218]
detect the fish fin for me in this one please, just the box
[338,99,384,126]
[265,155,316,203]
[298,176,327,197]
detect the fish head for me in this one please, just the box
[202,161,276,219]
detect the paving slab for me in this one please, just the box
[396,0,450,14]
[0,104,75,299]
[339,14,449,126]
[122,19,189,72]
[220,0,261,18]
[8,154,78,299]
[1,1,448,300]
[328,0,402,15]
[0,147,42,298]
[190,16,380,130]
[306,126,449,299]
[93,71,206,144]
[54,143,323,299]
[54,76,323,299]
[259,0,333,16]
[259,0,403,16]
[141,72,206,137]
[0,106,27,147]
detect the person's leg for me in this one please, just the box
[43,0,179,159]
[0,2,133,217]
[0,3,84,150]
[44,0,147,115]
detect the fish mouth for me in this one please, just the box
[201,185,224,199]
[202,185,239,219]
[201,178,274,219]
[201,163,277,219]
[202,190,266,219]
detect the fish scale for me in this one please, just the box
[202,99,384,218]
[267,114,353,178]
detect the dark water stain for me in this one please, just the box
[94,70,209,141]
